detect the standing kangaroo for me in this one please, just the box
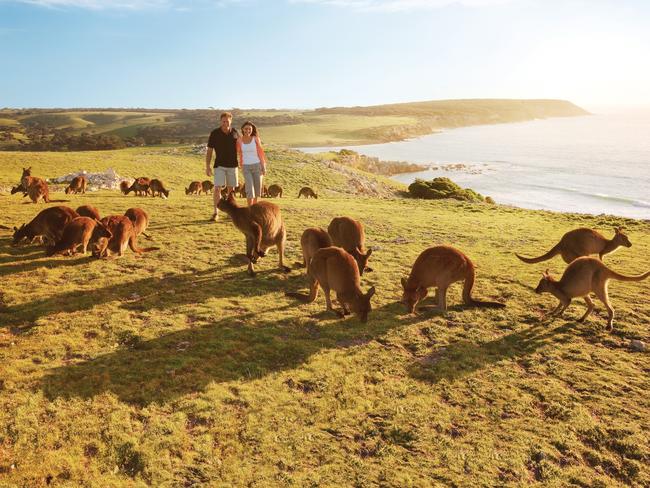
[297,187,318,199]
[401,245,506,313]
[124,177,151,196]
[93,215,159,258]
[46,217,112,256]
[266,184,283,198]
[201,180,214,195]
[298,227,332,268]
[26,179,50,203]
[516,227,632,264]
[13,206,79,245]
[534,257,650,330]
[327,216,373,275]
[65,176,87,194]
[287,246,376,322]
[217,192,290,276]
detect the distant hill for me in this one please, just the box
[0,99,588,150]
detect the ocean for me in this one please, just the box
[299,111,650,220]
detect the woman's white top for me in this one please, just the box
[241,137,261,165]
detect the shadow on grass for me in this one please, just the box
[39,300,415,406]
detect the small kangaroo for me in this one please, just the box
[217,192,290,276]
[534,257,650,330]
[287,246,376,322]
[119,181,131,194]
[26,179,50,203]
[298,227,332,268]
[93,215,159,258]
[261,184,269,198]
[235,182,246,198]
[327,216,373,275]
[266,184,283,198]
[76,205,101,220]
[401,245,506,313]
[13,206,79,245]
[297,187,318,199]
[124,207,150,238]
[46,217,112,256]
[201,180,214,195]
[516,227,632,264]
[149,179,170,198]
[65,176,87,194]
[124,177,151,196]
[186,181,201,195]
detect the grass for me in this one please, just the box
[0,147,649,486]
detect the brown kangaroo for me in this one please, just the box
[516,227,632,264]
[119,181,131,194]
[149,179,170,198]
[217,192,290,276]
[124,207,150,238]
[20,167,47,190]
[266,184,283,198]
[13,206,79,245]
[287,246,376,322]
[125,177,151,196]
[297,227,332,268]
[65,176,87,194]
[234,182,246,198]
[76,205,101,220]
[93,215,159,258]
[261,184,269,198]
[46,217,112,256]
[534,257,650,330]
[297,187,318,199]
[327,216,373,275]
[26,179,50,203]
[401,245,506,313]
[186,181,201,195]
[201,180,214,195]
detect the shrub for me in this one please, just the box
[408,177,485,202]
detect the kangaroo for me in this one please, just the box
[76,205,101,220]
[46,217,112,256]
[261,184,269,198]
[516,227,632,264]
[297,227,332,268]
[25,179,50,203]
[401,245,506,313]
[217,192,290,276]
[124,207,151,238]
[186,181,201,195]
[266,184,283,198]
[297,187,318,199]
[327,216,373,275]
[20,167,47,190]
[119,181,131,194]
[201,180,214,195]
[13,206,79,245]
[11,185,27,196]
[93,215,159,258]
[124,177,151,196]
[287,246,376,322]
[64,176,87,195]
[534,257,650,330]
[149,179,170,198]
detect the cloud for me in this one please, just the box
[290,0,517,12]
[2,0,242,10]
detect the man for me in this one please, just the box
[206,112,239,221]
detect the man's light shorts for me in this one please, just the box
[214,167,238,188]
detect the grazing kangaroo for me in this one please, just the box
[119,181,131,194]
[93,215,159,258]
[534,257,650,330]
[327,216,373,275]
[186,181,201,195]
[401,245,506,313]
[46,217,112,256]
[266,184,283,198]
[516,227,632,264]
[298,227,332,268]
[124,177,151,196]
[13,206,79,245]
[76,205,101,220]
[124,207,150,238]
[149,179,170,198]
[297,187,318,199]
[217,192,290,276]
[201,180,214,195]
[65,176,87,194]
[287,246,376,322]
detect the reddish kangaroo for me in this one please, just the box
[297,187,318,199]
[149,179,170,198]
[201,180,214,195]
[287,246,376,322]
[327,216,373,275]
[186,181,201,195]
[298,227,332,268]
[534,257,650,330]
[46,217,112,256]
[217,192,290,276]
[76,205,101,220]
[93,215,159,258]
[266,184,283,198]
[26,179,50,203]
[20,167,47,191]
[124,177,151,196]
[13,206,79,245]
[65,176,88,194]
[401,245,506,313]
[124,207,151,238]
[119,181,131,194]
[516,227,632,264]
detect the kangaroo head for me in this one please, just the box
[351,286,376,322]
[185,187,190,194]
[351,247,372,276]
[22,167,31,177]
[614,227,632,248]
[535,269,554,294]
[400,277,427,313]
[12,224,27,244]
[65,186,72,194]
[93,219,113,240]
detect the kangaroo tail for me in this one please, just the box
[141,231,153,240]
[515,243,560,264]
[607,269,650,282]
[128,235,159,253]
[462,260,506,309]
[285,291,312,302]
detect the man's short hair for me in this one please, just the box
[220,112,233,120]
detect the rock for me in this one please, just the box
[49,168,124,190]
[629,340,647,352]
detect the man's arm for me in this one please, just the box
[205,147,214,177]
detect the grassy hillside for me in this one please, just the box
[0,148,648,487]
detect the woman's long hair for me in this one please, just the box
[241,120,259,139]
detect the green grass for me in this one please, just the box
[0,148,648,486]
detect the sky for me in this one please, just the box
[1,0,649,110]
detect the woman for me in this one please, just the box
[237,121,267,206]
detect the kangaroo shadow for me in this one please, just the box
[40,300,416,406]
[0,238,97,277]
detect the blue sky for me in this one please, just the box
[1,0,649,110]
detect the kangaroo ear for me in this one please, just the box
[366,247,373,257]
[401,277,407,289]
[13,226,18,231]
[366,286,376,299]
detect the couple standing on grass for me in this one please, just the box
[205,111,268,221]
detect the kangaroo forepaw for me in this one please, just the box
[257,249,266,258]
